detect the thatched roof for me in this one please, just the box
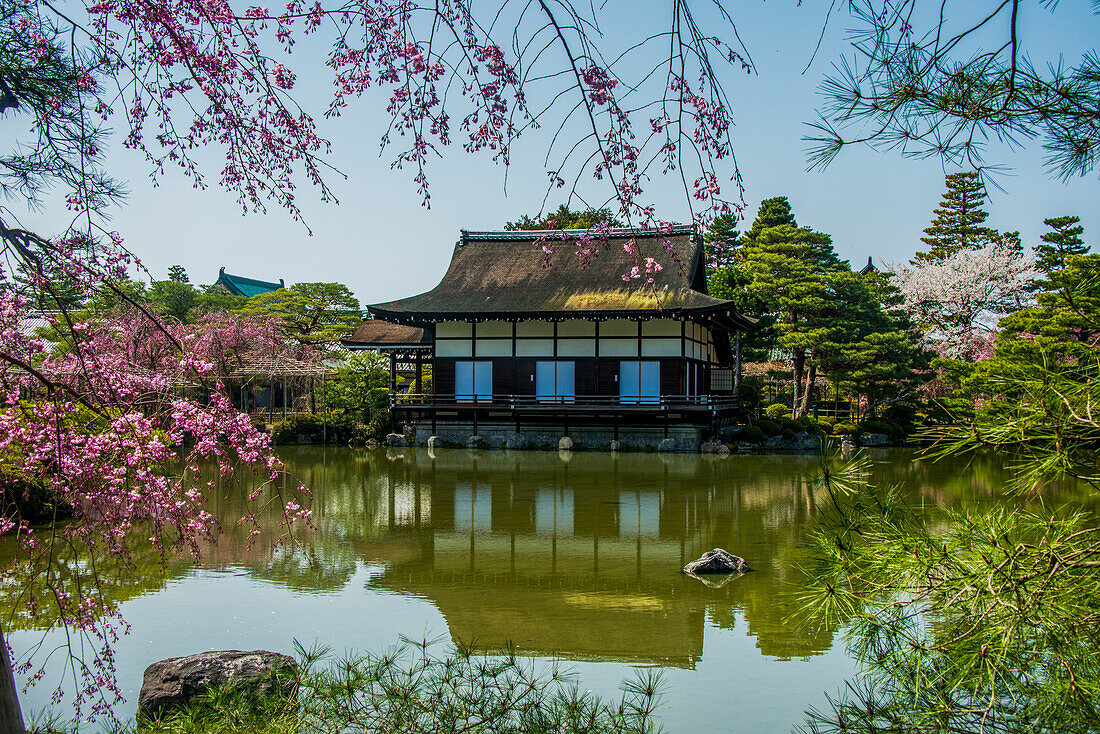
[369,227,754,329]
[231,355,329,378]
[742,360,792,379]
[342,319,431,349]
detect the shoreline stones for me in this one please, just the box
[466,435,487,450]
[557,436,574,451]
[505,433,528,450]
[384,433,407,448]
[138,650,297,717]
[426,435,443,450]
[683,548,751,575]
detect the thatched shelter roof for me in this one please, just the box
[341,319,431,349]
[742,360,792,379]
[368,226,755,329]
[230,354,330,378]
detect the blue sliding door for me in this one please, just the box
[536,361,575,403]
[619,361,659,404]
[456,361,493,402]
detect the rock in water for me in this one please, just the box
[385,433,407,448]
[466,435,487,450]
[557,436,574,451]
[138,650,297,716]
[683,548,751,575]
[506,433,528,450]
[859,433,890,447]
[426,435,443,450]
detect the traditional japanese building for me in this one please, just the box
[213,267,285,297]
[362,226,755,449]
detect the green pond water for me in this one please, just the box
[6,447,1094,732]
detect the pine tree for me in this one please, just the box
[703,213,740,270]
[913,172,996,264]
[742,196,796,243]
[738,222,840,417]
[167,265,190,283]
[1035,216,1087,276]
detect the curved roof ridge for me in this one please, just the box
[461,224,694,242]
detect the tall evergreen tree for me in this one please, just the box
[1033,216,1087,284]
[703,213,740,271]
[738,223,840,416]
[742,196,796,243]
[913,172,996,264]
[167,265,190,283]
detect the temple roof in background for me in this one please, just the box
[215,267,285,297]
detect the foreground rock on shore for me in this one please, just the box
[683,548,751,575]
[138,650,297,716]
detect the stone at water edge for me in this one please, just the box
[506,433,528,450]
[385,433,407,448]
[859,433,890,447]
[138,650,297,717]
[683,548,751,575]
[608,440,624,453]
[426,435,443,450]
[557,436,574,451]
[466,435,487,450]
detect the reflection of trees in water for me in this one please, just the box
[8,447,1085,666]
[0,539,189,632]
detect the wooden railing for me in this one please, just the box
[392,393,740,411]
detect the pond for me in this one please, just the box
[5,447,1094,732]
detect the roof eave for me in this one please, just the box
[368,304,757,331]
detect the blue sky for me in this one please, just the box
[8,1,1098,306]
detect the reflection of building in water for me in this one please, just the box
[359,450,838,667]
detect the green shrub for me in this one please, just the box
[817,416,836,432]
[729,426,765,443]
[858,419,907,440]
[756,418,781,437]
[832,421,858,436]
[778,417,801,433]
[792,417,826,434]
[765,403,789,419]
[781,428,795,440]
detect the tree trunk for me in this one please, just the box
[0,625,25,734]
[791,350,805,419]
[798,361,817,418]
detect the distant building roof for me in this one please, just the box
[20,310,57,338]
[342,319,431,350]
[215,267,284,297]
[368,226,755,330]
[859,256,878,275]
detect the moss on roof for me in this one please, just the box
[369,227,753,327]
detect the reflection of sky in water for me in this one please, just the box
[8,447,1091,732]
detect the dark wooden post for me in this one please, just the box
[734,330,742,396]
[414,352,423,394]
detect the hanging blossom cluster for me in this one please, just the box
[0,236,311,719]
[13,0,750,229]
